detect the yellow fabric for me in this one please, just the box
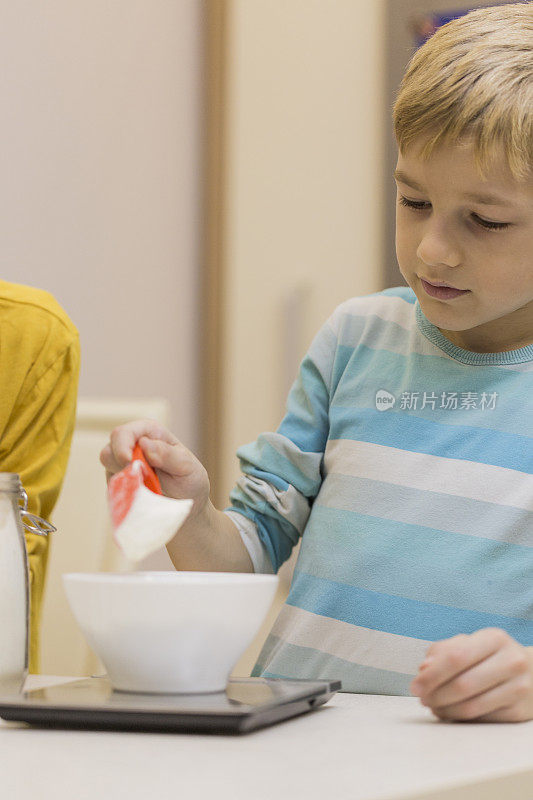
[0,280,80,673]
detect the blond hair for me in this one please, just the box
[393,3,533,181]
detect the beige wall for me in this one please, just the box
[0,0,205,450]
[218,0,387,506]
[1,0,387,502]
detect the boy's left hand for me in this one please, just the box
[410,628,533,722]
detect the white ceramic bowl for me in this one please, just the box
[63,571,279,694]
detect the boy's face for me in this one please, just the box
[394,139,533,353]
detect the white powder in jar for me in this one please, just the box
[0,494,27,689]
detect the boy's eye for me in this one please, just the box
[398,196,429,212]
[470,213,511,231]
[398,196,511,231]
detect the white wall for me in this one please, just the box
[0,0,204,450]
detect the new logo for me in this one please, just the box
[375,389,396,411]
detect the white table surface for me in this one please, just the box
[1,675,532,800]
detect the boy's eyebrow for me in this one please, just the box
[393,170,516,207]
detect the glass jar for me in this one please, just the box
[0,473,55,692]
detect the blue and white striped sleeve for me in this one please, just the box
[224,311,339,574]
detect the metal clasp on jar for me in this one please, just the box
[18,489,57,537]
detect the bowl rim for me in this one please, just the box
[62,571,278,585]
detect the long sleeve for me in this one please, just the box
[225,312,338,574]
[0,281,80,672]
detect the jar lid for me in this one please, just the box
[0,475,56,536]
[0,473,22,493]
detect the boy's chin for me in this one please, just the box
[415,292,473,331]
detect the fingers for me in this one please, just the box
[414,629,506,694]
[99,419,180,474]
[138,436,197,479]
[417,645,522,710]
[100,443,124,477]
[430,674,530,722]
[411,628,533,722]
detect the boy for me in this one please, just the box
[101,5,532,721]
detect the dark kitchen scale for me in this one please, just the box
[0,674,341,735]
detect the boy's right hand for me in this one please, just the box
[99,419,211,522]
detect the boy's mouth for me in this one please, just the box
[420,278,470,300]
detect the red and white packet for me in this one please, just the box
[108,443,193,562]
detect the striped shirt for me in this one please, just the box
[224,287,533,695]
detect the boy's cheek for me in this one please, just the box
[394,247,410,282]
[394,233,418,280]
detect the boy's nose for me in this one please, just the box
[416,229,462,270]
